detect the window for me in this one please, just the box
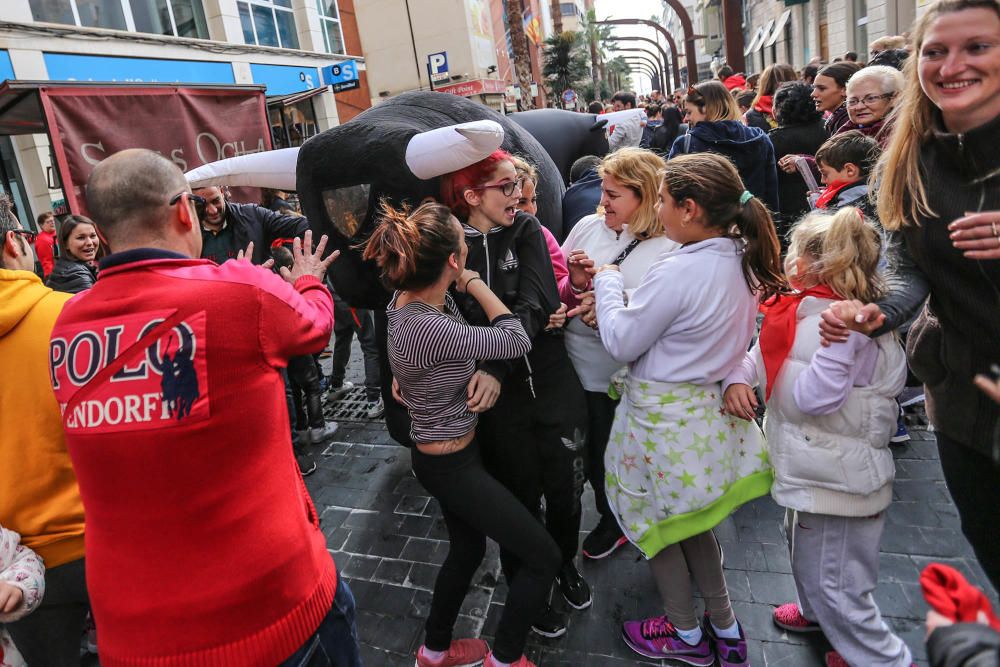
[131,0,209,39]
[317,0,345,55]
[853,0,868,56]
[268,99,319,149]
[238,0,300,50]
[559,3,579,17]
[29,0,208,38]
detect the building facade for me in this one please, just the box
[0,0,369,226]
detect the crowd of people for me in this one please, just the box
[0,0,998,666]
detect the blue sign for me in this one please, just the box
[0,51,14,84]
[428,52,449,76]
[250,63,321,95]
[43,53,235,84]
[321,60,358,86]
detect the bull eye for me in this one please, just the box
[322,184,372,239]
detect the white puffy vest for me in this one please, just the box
[763,298,907,517]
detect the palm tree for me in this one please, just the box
[550,0,563,34]
[506,0,535,110]
[582,9,613,98]
[542,31,589,105]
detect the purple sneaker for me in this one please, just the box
[702,613,750,666]
[621,615,714,666]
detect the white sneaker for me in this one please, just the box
[310,421,339,443]
[327,380,355,401]
[366,396,385,419]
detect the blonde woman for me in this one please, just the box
[819,0,1000,592]
[670,80,779,212]
[560,147,679,559]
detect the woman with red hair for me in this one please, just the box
[442,150,591,638]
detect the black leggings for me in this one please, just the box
[584,390,619,521]
[288,354,324,429]
[411,440,561,663]
[936,432,1000,590]
[477,356,588,575]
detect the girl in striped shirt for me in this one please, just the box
[365,201,560,667]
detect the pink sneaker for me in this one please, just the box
[415,639,489,667]
[825,651,917,667]
[483,652,536,667]
[620,615,715,666]
[772,603,822,633]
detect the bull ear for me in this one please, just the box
[405,120,504,179]
[590,119,609,132]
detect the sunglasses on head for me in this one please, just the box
[169,192,207,221]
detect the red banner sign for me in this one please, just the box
[40,86,271,215]
[434,78,507,97]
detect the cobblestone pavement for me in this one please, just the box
[309,386,997,667]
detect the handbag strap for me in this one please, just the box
[611,238,642,266]
[62,309,186,418]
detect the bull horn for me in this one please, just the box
[184,147,300,191]
[405,120,504,180]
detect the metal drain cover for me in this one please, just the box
[325,386,381,422]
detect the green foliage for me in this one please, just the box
[542,31,590,101]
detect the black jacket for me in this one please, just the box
[561,168,602,239]
[201,202,308,265]
[768,119,829,239]
[46,258,96,294]
[453,212,564,382]
[929,623,1000,667]
[650,107,683,156]
[744,109,773,133]
[669,120,780,213]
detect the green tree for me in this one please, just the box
[542,31,589,107]
[506,0,534,110]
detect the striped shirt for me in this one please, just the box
[387,292,532,444]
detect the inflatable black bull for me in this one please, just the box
[508,108,609,185]
[298,91,583,311]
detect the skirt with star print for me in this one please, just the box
[605,372,773,559]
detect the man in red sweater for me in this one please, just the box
[34,211,56,277]
[49,148,360,667]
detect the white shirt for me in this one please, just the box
[561,214,678,392]
[608,112,645,152]
[594,237,758,385]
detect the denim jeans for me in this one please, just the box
[279,579,362,667]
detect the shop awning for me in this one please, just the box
[267,86,329,107]
[744,27,764,56]
[764,10,793,47]
[754,19,776,53]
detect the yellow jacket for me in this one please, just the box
[0,269,83,567]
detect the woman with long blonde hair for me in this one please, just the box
[820,0,1000,591]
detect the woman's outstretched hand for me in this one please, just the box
[949,211,1000,260]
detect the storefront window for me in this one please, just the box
[30,0,208,38]
[317,0,346,55]
[238,0,300,50]
[268,99,319,149]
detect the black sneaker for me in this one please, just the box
[557,561,592,610]
[531,605,567,638]
[582,516,627,560]
[295,450,317,477]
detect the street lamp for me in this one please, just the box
[595,16,702,84]
[608,35,677,89]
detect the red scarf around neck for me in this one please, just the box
[758,285,842,400]
[814,180,856,210]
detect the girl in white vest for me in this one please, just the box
[594,152,787,667]
[723,207,912,667]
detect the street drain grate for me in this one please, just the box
[325,386,381,423]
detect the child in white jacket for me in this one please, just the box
[723,207,912,667]
[0,525,45,667]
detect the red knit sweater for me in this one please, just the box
[49,249,337,667]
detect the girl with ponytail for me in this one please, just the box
[592,152,783,666]
[365,201,560,667]
[723,207,911,667]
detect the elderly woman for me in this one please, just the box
[820,0,1000,598]
[834,65,904,147]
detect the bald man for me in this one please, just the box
[48,149,360,666]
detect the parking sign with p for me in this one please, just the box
[428,52,449,82]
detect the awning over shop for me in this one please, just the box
[0,80,270,215]
[266,85,329,108]
[744,27,764,56]
[764,10,793,47]
[754,19,776,53]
